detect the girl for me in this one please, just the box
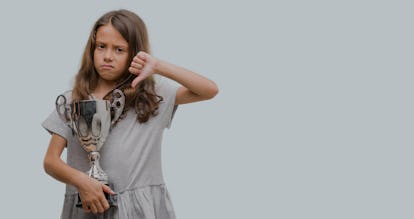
[42,9,218,219]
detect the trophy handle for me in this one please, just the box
[111,89,125,126]
[55,95,73,129]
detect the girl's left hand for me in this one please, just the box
[129,51,158,88]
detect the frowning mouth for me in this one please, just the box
[101,64,114,69]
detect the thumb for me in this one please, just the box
[131,75,146,88]
[102,184,115,195]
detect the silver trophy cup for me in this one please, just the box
[55,89,125,208]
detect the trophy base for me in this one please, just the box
[75,183,117,208]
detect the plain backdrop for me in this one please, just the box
[0,1,412,218]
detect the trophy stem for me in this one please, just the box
[87,151,109,184]
[76,151,117,208]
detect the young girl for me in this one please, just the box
[42,9,218,219]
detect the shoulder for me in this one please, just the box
[154,76,179,98]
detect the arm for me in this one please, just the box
[129,52,219,105]
[43,134,114,213]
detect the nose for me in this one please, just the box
[103,49,113,62]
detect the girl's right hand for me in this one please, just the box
[76,176,115,214]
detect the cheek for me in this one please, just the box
[93,51,100,63]
[120,55,130,68]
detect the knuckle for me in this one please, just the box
[128,68,136,73]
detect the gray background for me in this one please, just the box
[0,0,412,218]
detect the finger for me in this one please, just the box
[128,67,142,75]
[85,202,98,214]
[94,199,105,213]
[102,184,115,195]
[99,195,110,210]
[101,198,110,211]
[131,75,146,88]
[133,56,145,65]
[89,203,98,214]
[136,51,148,60]
[130,62,143,69]
[82,203,91,213]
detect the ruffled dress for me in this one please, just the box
[42,80,178,219]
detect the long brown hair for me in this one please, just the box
[72,9,162,123]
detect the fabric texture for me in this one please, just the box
[42,79,178,219]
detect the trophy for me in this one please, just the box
[55,89,125,208]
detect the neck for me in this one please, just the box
[93,78,116,99]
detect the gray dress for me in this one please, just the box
[42,80,178,219]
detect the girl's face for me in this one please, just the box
[94,24,129,84]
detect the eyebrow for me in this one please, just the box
[95,41,128,48]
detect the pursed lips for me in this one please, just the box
[101,64,114,69]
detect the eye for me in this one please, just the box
[116,48,125,53]
[96,44,105,49]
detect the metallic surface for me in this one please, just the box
[55,89,125,207]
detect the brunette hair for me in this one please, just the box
[72,9,162,123]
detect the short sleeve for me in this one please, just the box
[41,91,73,141]
[156,79,179,129]
[42,109,72,141]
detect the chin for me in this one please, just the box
[102,74,125,83]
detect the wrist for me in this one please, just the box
[154,59,173,78]
[153,58,163,75]
[72,172,89,189]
